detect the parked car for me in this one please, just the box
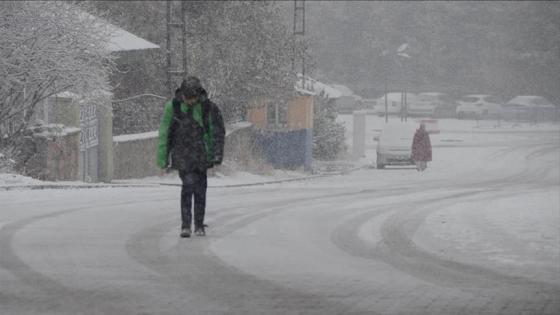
[335,95,364,113]
[375,122,418,169]
[362,98,377,112]
[373,92,417,116]
[502,95,557,122]
[455,94,503,119]
[409,92,456,118]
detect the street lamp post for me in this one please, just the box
[396,43,410,123]
[384,67,389,123]
[382,50,390,123]
[382,43,410,124]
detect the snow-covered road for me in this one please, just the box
[1,123,559,314]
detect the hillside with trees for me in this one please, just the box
[302,1,560,103]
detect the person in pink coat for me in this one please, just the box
[411,123,432,171]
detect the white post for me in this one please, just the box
[353,111,366,159]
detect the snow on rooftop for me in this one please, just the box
[295,75,366,100]
[330,84,355,97]
[80,11,159,52]
[106,24,160,52]
[295,74,343,99]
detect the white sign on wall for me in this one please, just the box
[80,104,98,151]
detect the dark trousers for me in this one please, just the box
[179,169,208,229]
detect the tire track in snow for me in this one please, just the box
[377,190,560,313]
[0,197,176,315]
[125,191,384,315]
[331,188,560,314]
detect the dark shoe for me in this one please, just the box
[194,226,206,236]
[180,228,191,238]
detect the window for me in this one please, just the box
[484,95,502,103]
[460,96,479,102]
[419,95,437,102]
[531,97,551,106]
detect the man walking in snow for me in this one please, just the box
[411,122,432,171]
[157,77,225,237]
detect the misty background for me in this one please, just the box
[88,1,560,131]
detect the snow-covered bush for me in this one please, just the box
[313,97,347,160]
[0,149,16,173]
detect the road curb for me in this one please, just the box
[0,166,368,191]
[0,183,156,191]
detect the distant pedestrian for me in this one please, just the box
[157,76,225,237]
[411,122,432,171]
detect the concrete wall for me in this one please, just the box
[46,130,81,181]
[223,123,256,168]
[43,92,114,183]
[112,124,256,179]
[16,124,81,181]
[113,132,159,179]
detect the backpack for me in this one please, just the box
[171,98,211,135]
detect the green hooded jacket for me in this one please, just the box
[156,98,222,170]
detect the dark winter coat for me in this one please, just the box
[157,94,225,171]
[411,128,432,162]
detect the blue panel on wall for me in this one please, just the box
[253,129,312,169]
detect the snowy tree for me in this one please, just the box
[313,96,346,160]
[0,1,115,146]
[91,1,299,133]
[184,1,296,121]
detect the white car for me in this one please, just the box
[456,94,503,119]
[408,92,448,117]
[375,122,418,169]
[502,95,557,121]
[373,92,417,116]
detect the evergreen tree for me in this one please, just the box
[313,97,346,160]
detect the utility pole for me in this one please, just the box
[166,1,187,96]
[396,43,410,123]
[404,86,408,121]
[293,0,306,86]
[382,51,389,123]
[384,76,388,123]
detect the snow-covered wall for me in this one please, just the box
[113,133,159,179]
[16,124,81,181]
[112,122,258,179]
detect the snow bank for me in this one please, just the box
[0,173,44,186]
[113,131,158,143]
[417,190,560,284]
[113,169,308,188]
[0,173,113,189]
